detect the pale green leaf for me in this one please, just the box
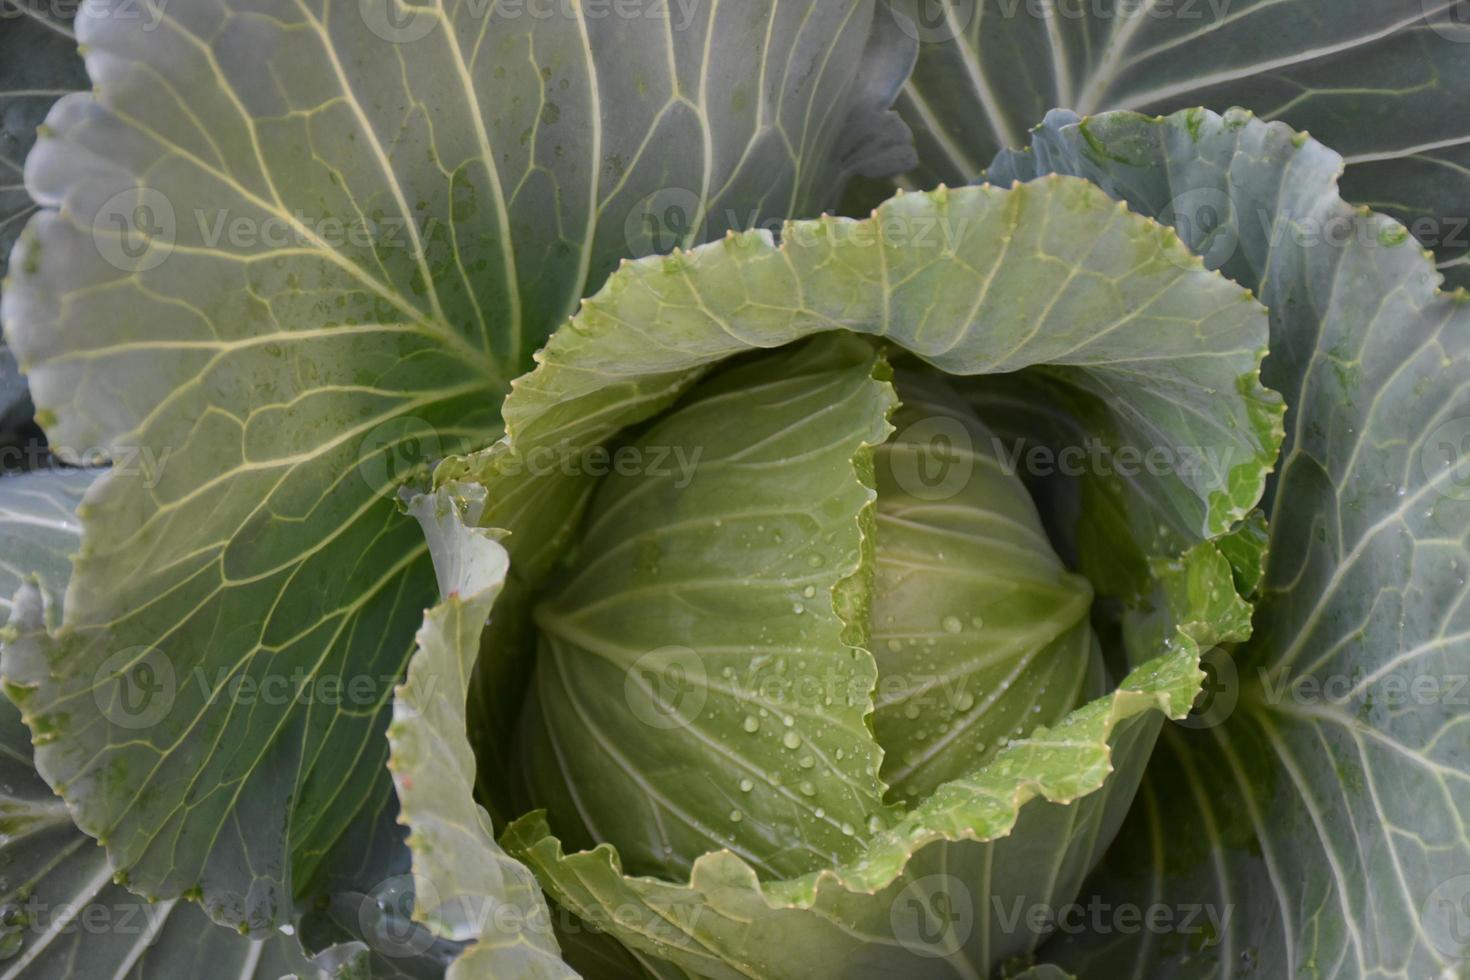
[992,106,1470,980]
[387,485,576,979]
[504,647,1200,979]
[890,0,1470,286]
[0,1,86,440]
[0,467,93,625]
[0,470,327,979]
[0,0,914,930]
[872,370,1100,800]
[519,334,895,882]
[431,174,1280,977]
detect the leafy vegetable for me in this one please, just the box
[0,2,1465,978]
[889,0,1470,287]
[1,0,914,938]
[989,104,1470,980]
[435,175,1280,976]
[0,1,86,452]
[0,471,325,978]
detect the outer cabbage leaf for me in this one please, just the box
[0,469,328,979]
[991,106,1470,979]
[889,0,1470,287]
[0,467,93,621]
[0,0,916,931]
[425,175,1281,976]
[0,1,87,446]
[383,484,577,979]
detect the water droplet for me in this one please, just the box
[738,778,754,792]
[903,703,920,720]
[802,585,816,599]
[841,822,854,836]
[729,809,744,823]
[782,730,802,749]
[971,616,985,629]
[886,639,903,653]
[799,755,815,769]
[799,780,816,796]
[742,715,760,733]
[792,602,805,615]
[956,692,975,711]
[807,554,824,568]
[813,807,825,819]
[942,615,963,634]
[867,815,883,833]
